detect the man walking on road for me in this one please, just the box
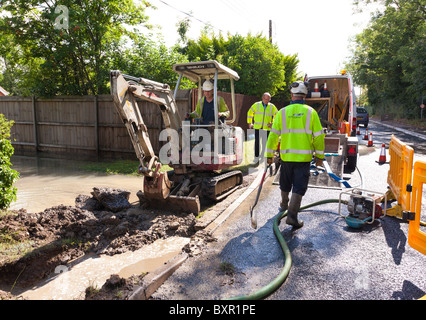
[265,81,325,228]
[247,92,278,163]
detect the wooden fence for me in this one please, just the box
[0,90,260,161]
[0,92,191,160]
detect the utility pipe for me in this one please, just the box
[227,199,346,300]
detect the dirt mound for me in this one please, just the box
[91,187,132,212]
[85,274,145,300]
[0,188,197,290]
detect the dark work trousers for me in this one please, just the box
[279,161,311,196]
[254,129,270,160]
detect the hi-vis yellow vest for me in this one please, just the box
[265,103,325,162]
[247,102,278,131]
[192,96,230,119]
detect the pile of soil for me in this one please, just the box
[0,187,198,292]
[85,274,145,300]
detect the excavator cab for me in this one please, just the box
[173,61,239,124]
[110,61,244,215]
[172,61,244,171]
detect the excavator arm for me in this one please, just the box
[110,70,183,199]
[110,70,183,171]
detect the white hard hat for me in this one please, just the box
[290,81,308,95]
[202,80,214,91]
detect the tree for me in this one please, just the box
[183,31,299,98]
[0,114,19,210]
[347,0,425,117]
[0,24,44,96]
[176,15,191,45]
[1,0,152,96]
[226,34,299,98]
[111,36,191,89]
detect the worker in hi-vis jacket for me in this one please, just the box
[265,81,325,228]
[247,92,278,161]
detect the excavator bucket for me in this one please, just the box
[137,170,201,214]
[143,171,172,200]
[137,184,201,215]
[136,193,201,215]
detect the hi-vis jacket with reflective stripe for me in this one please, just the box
[265,103,325,162]
[247,102,278,131]
[191,96,230,120]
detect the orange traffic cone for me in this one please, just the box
[356,125,360,135]
[363,127,369,140]
[322,80,330,97]
[377,143,387,164]
[367,132,373,147]
[314,80,319,92]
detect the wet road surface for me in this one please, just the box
[152,121,426,300]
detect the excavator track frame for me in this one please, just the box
[202,170,243,201]
[136,170,243,215]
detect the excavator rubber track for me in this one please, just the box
[202,170,243,201]
[136,170,242,215]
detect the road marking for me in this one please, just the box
[370,120,426,141]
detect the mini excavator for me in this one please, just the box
[110,61,244,215]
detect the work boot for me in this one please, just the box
[279,191,289,212]
[286,193,304,228]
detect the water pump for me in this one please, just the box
[339,188,387,224]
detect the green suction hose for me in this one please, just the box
[226,198,344,300]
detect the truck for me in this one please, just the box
[110,61,245,215]
[304,71,359,189]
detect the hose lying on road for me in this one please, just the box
[226,198,346,300]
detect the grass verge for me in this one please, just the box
[78,140,257,176]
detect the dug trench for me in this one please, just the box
[0,173,256,300]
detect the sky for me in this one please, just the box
[143,0,381,77]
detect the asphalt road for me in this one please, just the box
[152,121,426,302]
[368,119,426,156]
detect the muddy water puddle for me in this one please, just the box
[21,236,189,300]
[10,156,143,213]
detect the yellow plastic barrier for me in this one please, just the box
[408,161,426,255]
[387,135,414,216]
